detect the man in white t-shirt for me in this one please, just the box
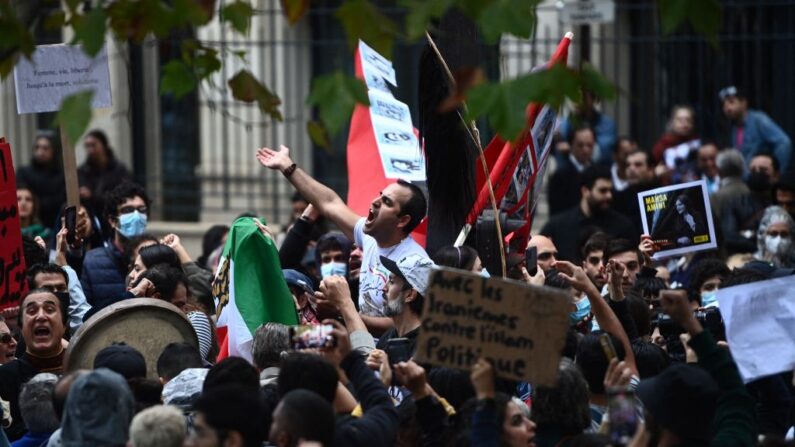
[256,145,429,335]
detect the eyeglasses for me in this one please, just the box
[119,206,148,215]
[0,333,14,344]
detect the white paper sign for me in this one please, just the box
[14,44,112,114]
[717,276,795,383]
[560,0,615,25]
[357,40,425,182]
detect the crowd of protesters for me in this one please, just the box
[0,85,793,447]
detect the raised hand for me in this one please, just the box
[256,145,293,171]
[394,360,430,399]
[470,357,496,400]
[319,276,352,309]
[660,289,701,335]
[553,260,595,294]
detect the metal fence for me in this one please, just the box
[144,0,795,223]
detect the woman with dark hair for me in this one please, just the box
[433,245,486,275]
[127,243,182,286]
[652,193,707,248]
[17,185,51,240]
[16,133,65,228]
[470,358,537,447]
[197,225,229,270]
[77,129,131,216]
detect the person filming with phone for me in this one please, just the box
[365,254,434,374]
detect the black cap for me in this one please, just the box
[380,256,407,283]
[636,363,719,441]
[93,343,147,380]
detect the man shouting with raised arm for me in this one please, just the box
[257,145,429,336]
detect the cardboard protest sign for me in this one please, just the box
[13,44,112,114]
[717,276,795,383]
[637,180,717,259]
[414,268,571,385]
[0,138,27,310]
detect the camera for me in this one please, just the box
[655,307,724,340]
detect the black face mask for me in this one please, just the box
[747,171,771,192]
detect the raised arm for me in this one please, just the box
[554,260,638,375]
[257,145,360,240]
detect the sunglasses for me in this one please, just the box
[0,333,14,344]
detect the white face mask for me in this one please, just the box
[765,235,792,256]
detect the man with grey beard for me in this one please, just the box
[371,254,434,357]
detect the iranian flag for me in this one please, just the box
[212,217,298,362]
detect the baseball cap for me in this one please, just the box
[93,343,147,380]
[636,363,719,441]
[718,85,743,102]
[380,254,436,296]
[282,269,314,295]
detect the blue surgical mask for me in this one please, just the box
[118,211,147,238]
[569,298,591,324]
[480,268,490,278]
[701,291,718,307]
[321,261,347,278]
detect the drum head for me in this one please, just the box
[64,298,199,379]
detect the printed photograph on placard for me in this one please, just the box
[358,41,396,85]
[373,121,418,148]
[637,180,717,259]
[381,150,426,181]
[501,146,535,218]
[532,105,557,163]
[369,91,411,124]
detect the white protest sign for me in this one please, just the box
[357,40,426,182]
[717,276,795,383]
[560,0,615,25]
[13,44,112,114]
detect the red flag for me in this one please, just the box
[0,138,28,310]
[465,33,572,249]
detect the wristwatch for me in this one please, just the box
[283,163,297,178]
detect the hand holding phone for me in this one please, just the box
[525,247,538,277]
[289,324,336,350]
[385,338,412,366]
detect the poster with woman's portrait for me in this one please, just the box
[637,180,717,259]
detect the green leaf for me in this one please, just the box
[72,7,107,57]
[174,0,214,26]
[161,60,196,98]
[336,0,398,57]
[659,0,721,46]
[307,71,370,136]
[55,91,94,147]
[193,49,222,80]
[44,11,66,31]
[228,69,283,120]
[401,0,455,41]
[221,1,254,35]
[580,64,616,102]
[477,0,539,43]
[466,64,582,140]
[466,81,530,141]
[0,2,35,79]
[281,0,310,25]
[307,121,331,149]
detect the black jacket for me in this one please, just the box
[333,354,399,447]
[547,158,585,216]
[540,205,637,263]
